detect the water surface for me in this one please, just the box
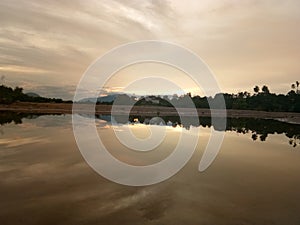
[1,113,300,225]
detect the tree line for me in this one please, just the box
[0,85,71,104]
[214,83,300,112]
[103,83,300,112]
[1,82,300,112]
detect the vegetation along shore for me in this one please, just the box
[1,83,300,123]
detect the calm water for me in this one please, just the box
[1,113,300,225]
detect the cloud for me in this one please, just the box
[0,0,177,98]
[0,0,299,97]
[0,136,49,148]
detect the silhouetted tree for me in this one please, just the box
[293,81,300,94]
[252,133,258,141]
[262,85,270,94]
[254,86,260,94]
[0,75,5,84]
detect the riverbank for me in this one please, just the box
[1,102,300,124]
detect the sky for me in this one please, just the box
[0,0,300,99]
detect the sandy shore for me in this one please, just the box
[1,102,300,123]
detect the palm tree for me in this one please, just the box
[262,85,270,94]
[253,86,260,94]
[291,81,299,94]
[0,75,5,84]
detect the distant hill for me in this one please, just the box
[25,92,40,98]
[98,95,117,103]
[80,94,117,103]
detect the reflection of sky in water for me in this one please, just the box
[22,114,72,127]
[0,115,300,225]
[0,115,72,151]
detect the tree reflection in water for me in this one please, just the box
[0,112,299,147]
[114,115,300,148]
